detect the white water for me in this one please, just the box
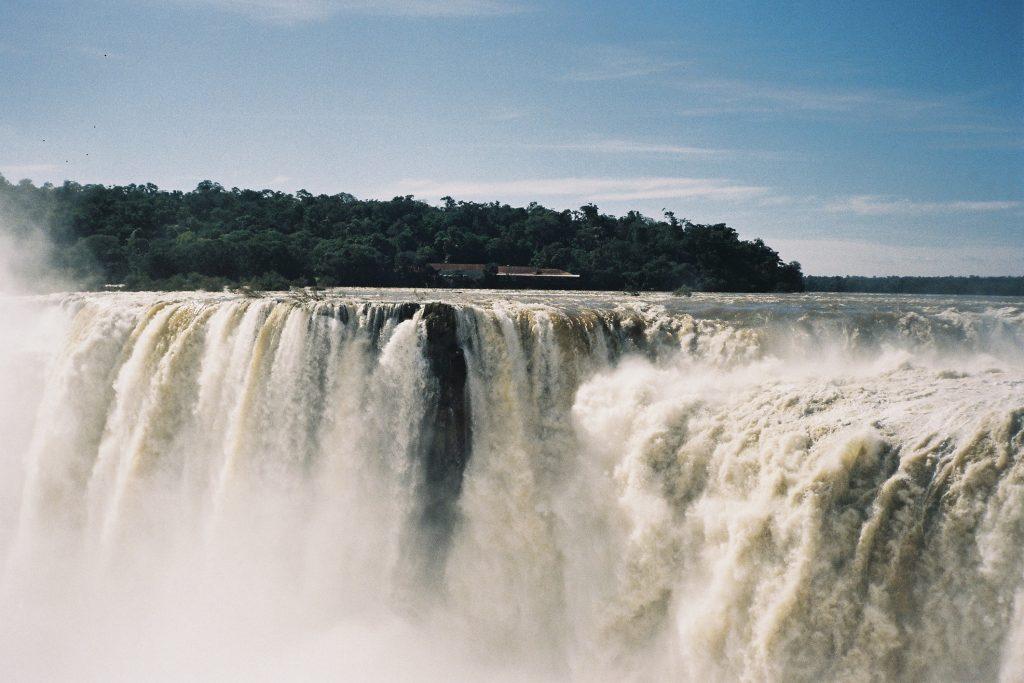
[0,289,1021,682]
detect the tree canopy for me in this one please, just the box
[0,176,804,292]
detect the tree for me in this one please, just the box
[0,173,806,293]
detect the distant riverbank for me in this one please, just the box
[805,275,1024,296]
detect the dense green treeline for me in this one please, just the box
[805,275,1024,296]
[0,175,803,292]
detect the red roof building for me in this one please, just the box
[427,263,579,279]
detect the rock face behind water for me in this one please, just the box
[1,289,1022,682]
[419,302,471,579]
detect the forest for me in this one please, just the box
[0,175,804,292]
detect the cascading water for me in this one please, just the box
[0,289,1021,682]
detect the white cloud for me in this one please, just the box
[678,105,775,117]
[0,164,59,180]
[826,195,1023,216]
[486,109,531,122]
[388,176,769,203]
[176,0,527,23]
[771,237,1024,276]
[562,46,689,82]
[914,122,1018,135]
[532,139,729,157]
[670,74,1020,138]
[930,136,1024,151]
[677,78,951,120]
[529,139,797,162]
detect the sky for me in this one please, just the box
[0,0,1021,275]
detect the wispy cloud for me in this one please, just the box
[676,77,952,120]
[528,138,802,162]
[175,0,527,23]
[677,105,775,117]
[933,137,1024,151]
[668,74,1024,153]
[531,139,729,157]
[913,122,1019,135]
[389,176,768,203]
[0,164,59,179]
[770,237,1024,276]
[484,109,531,122]
[562,46,689,82]
[826,195,1023,216]
[667,72,1023,141]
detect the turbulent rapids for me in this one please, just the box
[0,289,1022,682]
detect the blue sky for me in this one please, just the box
[1,0,1021,275]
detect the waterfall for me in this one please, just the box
[0,290,1021,682]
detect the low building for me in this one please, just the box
[427,263,581,288]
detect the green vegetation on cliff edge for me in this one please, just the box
[0,176,803,292]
